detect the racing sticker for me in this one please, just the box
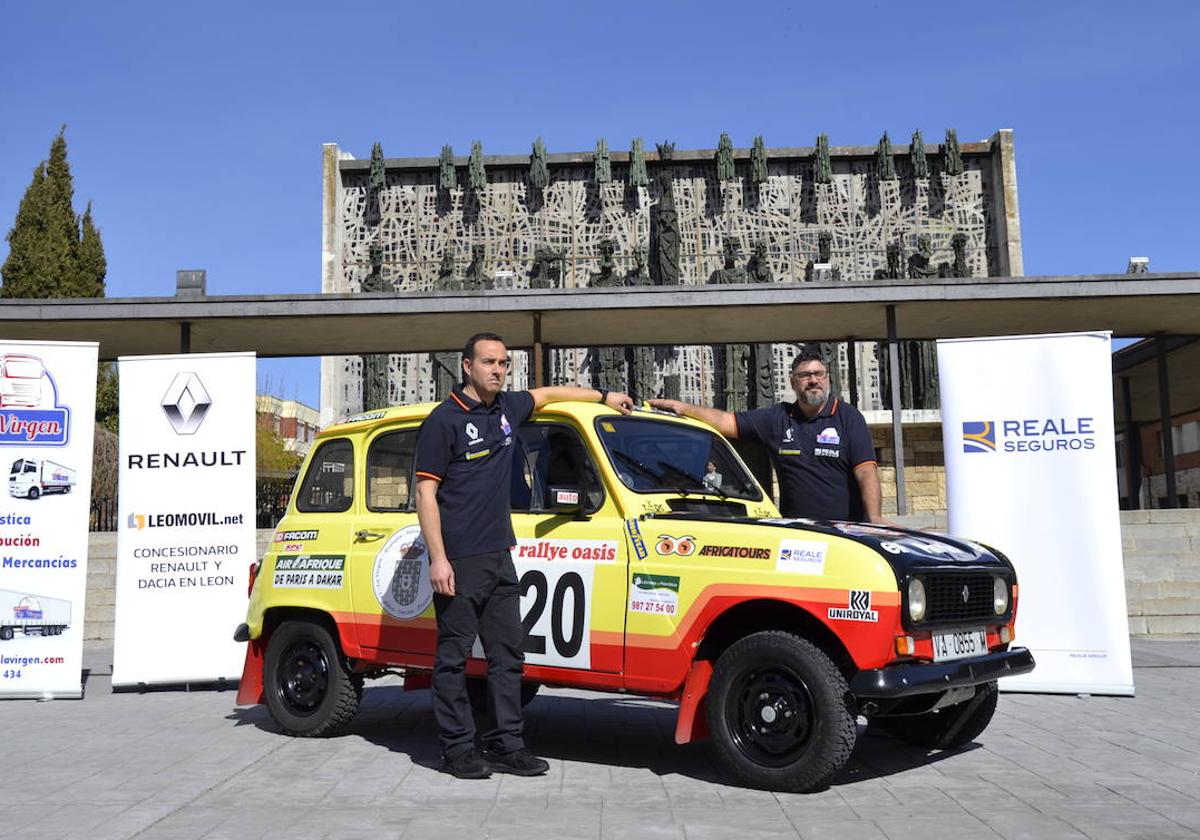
[828,589,878,622]
[629,573,680,617]
[777,539,827,575]
[274,529,318,543]
[626,519,648,561]
[372,525,433,620]
[654,535,696,556]
[273,555,345,589]
[514,538,618,563]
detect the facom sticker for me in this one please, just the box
[777,539,827,575]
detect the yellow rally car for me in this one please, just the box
[234,401,1034,792]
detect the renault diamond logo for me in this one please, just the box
[161,372,212,435]
[962,584,970,604]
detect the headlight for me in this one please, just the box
[908,577,926,622]
[993,576,1009,615]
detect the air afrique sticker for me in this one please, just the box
[273,555,345,589]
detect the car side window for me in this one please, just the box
[511,422,605,514]
[367,428,418,512]
[296,438,354,513]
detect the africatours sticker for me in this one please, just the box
[629,573,679,617]
[828,589,878,622]
[697,544,770,560]
[273,555,345,589]
[372,525,433,620]
[777,539,827,575]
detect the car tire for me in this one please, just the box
[263,620,361,737]
[706,631,856,793]
[27,487,39,500]
[871,681,999,750]
[466,677,540,715]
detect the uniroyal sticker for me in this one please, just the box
[274,529,318,543]
[629,573,679,616]
[777,539,827,575]
[828,589,878,622]
[514,538,618,563]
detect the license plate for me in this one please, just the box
[931,629,988,662]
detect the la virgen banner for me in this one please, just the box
[937,332,1133,695]
[0,340,97,699]
[112,353,256,687]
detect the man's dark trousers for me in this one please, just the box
[432,549,526,758]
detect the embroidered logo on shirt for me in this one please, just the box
[500,413,512,435]
[783,427,795,443]
[817,427,840,445]
[465,422,483,445]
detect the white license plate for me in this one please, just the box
[931,629,988,663]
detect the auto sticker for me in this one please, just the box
[372,525,433,620]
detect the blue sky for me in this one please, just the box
[1,1,1196,406]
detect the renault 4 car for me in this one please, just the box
[235,401,1034,792]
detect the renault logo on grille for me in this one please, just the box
[961,584,970,604]
[161,372,212,435]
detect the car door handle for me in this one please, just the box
[354,530,389,542]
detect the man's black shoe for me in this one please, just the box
[481,747,549,776]
[440,749,492,779]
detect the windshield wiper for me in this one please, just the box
[612,450,665,484]
[656,461,728,499]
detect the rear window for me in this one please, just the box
[367,428,418,511]
[296,438,354,513]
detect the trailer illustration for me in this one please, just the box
[0,354,46,408]
[9,458,75,499]
[0,591,71,640]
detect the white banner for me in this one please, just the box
[113,353,255,686]
[938,332,1133,695]
[0,341,97,699]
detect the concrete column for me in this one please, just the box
[991,129,1024,277]
[320,143,350,426]
[1156,337,1178,506]
[1121,376,1141,509]
[886,306,907,515]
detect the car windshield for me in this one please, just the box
[594,415,762,501]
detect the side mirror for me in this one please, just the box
[547,485,587,519]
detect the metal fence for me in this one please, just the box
[88,475,298,532]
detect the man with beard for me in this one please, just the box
[649,348,885,523]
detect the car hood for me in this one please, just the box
[648,512,1013,577]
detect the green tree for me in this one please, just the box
[257,416,301,476]
[1,127,106,299]
[95,363,119,434]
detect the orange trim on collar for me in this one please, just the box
[448,391,471,412]
[830,398,840,415]
[415,471,442,482]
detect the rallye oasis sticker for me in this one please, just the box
[514,537,618,563]
[777,539,827,575]
[629,573,680,617]
[372,525,433,620]
[273,555,345,589]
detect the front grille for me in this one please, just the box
[924,573,997,624]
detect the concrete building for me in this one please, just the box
[256,395,320,456]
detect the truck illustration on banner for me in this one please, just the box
[8,458,76,499]
[0,590,71,640]
[0,353,70,446]
[0,354,46,408]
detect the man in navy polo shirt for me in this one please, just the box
[414,332,633,779]
[650,347,887,523]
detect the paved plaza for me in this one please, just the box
[1,638,1198,839]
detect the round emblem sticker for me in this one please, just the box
[372,524,434,620]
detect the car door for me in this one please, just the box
[506,419,626,674]
[346,423,431,658]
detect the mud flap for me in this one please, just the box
[674,659,713,744]
[235,639,266,705]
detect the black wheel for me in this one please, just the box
[27,487,39,500]
[0,626,13,641]
[466,677,540,715]
[263,620,361,737]
[706,631,856,792]
[873,681,999,750]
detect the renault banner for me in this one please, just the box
[113,353,255,687]
[938,332,1133,695]
[0,340,97,699]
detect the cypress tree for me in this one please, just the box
[1,127,105,298]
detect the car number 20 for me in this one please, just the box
[473,561,594,669]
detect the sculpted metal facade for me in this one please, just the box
[320,132,1021,423]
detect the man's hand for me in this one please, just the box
[648,398,683,414]
[429,556,455,596]
[604,391,635,414]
